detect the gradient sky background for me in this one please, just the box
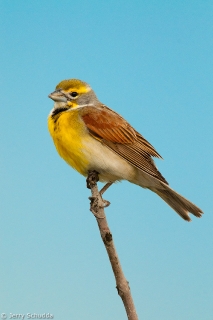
[1,1,213,319]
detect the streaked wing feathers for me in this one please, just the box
[80,105,168,184]
[80,106,136,143]
[103,140,168,184]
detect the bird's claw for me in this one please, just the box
[86,170,99,189]
[103,200,111,207]
[88,195,110,209]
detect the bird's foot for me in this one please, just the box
[86,170,99,189]
[87,171,110,219]
[89,196,110,209]
[88,196,110,218]
[102,199,111,207]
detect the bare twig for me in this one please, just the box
[87,170,138,320]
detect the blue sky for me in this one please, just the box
[1,1,213,319]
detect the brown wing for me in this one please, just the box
[80,105,136,143]
[80,105,168,184]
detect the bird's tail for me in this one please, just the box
[150,183,203,221]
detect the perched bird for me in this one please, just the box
[48,79,203,221]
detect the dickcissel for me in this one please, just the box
[48,79,203,221]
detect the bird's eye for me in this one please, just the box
[70,92,78,97]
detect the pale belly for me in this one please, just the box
[82,136,137,182]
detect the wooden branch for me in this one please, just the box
[87,170,138,320]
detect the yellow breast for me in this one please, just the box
[48,109,90,176]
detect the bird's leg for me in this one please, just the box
[100,182,113,195]
[87,171,111,215]
[87,170,103,217]
[86,170,99,189]
[99,182,113,208]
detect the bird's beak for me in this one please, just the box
[48,90,67,102]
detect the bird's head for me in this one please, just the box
[48,79,99,110]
